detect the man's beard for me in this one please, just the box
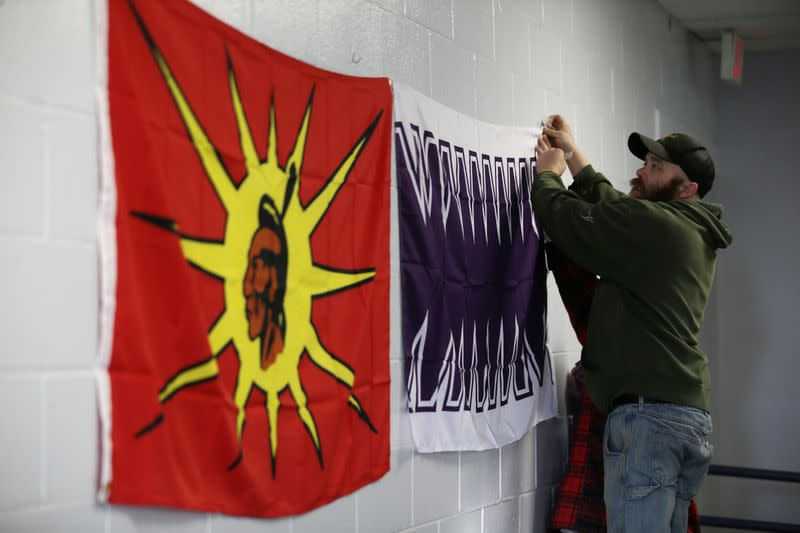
[629,176,684,201]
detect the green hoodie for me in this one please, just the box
[533,165,733,413]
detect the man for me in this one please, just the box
[533,116,732,532]
[244,194,289,371]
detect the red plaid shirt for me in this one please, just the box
[546,243,701,533]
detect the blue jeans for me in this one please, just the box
[603,397,713,532]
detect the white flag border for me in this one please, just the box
[94,0,115,503]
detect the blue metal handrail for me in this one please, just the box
[700,515,800,532]
[708,464,800,484]
[699,464,800,532]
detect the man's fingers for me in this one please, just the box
[536,136,549,152]
[543,127,560,138]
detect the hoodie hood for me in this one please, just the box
[673,200,733,250]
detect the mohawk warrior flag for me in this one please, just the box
[96,0,391,517]
[393,83,556,452]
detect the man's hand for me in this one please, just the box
[542,114,590,175]
[535,135,567,176]
[542,114,576,153]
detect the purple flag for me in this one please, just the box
[394,83,556,452]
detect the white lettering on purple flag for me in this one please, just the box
[394,83,556,452]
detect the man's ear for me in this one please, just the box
[678,181,699,199]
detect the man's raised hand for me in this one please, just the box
[535,147,567,177]
[542,114,576,154]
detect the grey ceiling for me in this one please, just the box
[658,0,800,51]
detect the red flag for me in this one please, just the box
[98,0,391,517]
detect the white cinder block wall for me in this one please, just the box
[0,0,715,532]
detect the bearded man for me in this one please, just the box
[532,116,732,532]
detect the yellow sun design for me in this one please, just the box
[130,5,380,475]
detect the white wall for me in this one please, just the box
[0,0,715,531]
[695,50,800,531]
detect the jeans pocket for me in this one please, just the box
[603,412,625,457]
[682,437,714,498]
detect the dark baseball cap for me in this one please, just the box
[628,132,715,197]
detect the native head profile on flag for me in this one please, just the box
[97,0,391,518]
[393,83,557,453]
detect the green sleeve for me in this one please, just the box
[568,165,626,204]
[533,171,649,281]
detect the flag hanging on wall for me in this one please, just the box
[96,0,391,517]
[393,83,556,452]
